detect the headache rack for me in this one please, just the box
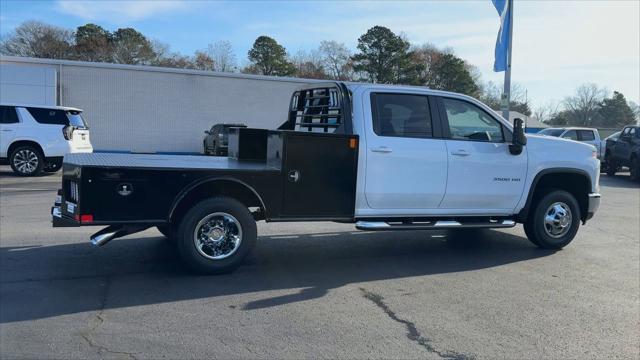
[279,82,353,135]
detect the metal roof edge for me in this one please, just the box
[0,55,322,84]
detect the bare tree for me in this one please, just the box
[533,101,561,124]
[194,51,214,71]
[291,49,327,79]
[0,20,73,59]
[319,40,352,80]
[563,84,607,126]
[207,40,236,72]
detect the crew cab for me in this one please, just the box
[605,125,640,180]
[1,104,93,176]
[51,82,601,274]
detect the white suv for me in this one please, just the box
[0,104,93,176]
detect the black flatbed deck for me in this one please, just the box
[64,153,276,172]
[56,130,359,226]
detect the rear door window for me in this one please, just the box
[371,93,433,138]
[578,130,595,141]
[0,106,19,124]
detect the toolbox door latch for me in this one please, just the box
[288,170,300,183]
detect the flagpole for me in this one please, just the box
[501,0,513,121]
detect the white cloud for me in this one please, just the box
[56,0,189,23]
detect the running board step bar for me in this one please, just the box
[355,219,516,231]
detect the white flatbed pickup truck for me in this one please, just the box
[52,82,601,274]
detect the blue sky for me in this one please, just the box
[1,0,638,109]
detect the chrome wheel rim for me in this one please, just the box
[13,149,38,174]
[544,202,572,238]
[193,212,242,260]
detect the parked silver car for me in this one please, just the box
[538,127,603,160]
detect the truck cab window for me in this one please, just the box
[578,130,595,141]
[562,130,578,140]
[371,93,432,138]
[441,98,503,142]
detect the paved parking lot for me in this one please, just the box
[1,166,638,359]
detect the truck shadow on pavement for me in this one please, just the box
[1,229,554,323]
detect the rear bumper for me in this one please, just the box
[51,189,79,227]
[52,206,80,227]
[585,192,601,222]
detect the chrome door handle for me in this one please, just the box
[451,149,470,156]
[371,146,392,153]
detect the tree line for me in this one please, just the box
[535,84,638,128]
[1,20,637,127]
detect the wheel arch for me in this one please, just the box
[517,168,592,223]
[7,140,45,158]
[168,177,267,225]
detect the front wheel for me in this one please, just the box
[176,197,257,274]
[525,190,580,249]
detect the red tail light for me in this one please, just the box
[62,125,74,140]
[80,214,93,223]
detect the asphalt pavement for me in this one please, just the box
[1,166,638,359]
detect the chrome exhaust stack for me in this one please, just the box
[90,225,150,247]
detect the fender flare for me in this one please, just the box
[517,167,592,222]
[167,176,268,221]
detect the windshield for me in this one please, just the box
[66,111,87,128]
[538,128,564,137]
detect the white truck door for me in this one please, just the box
[437,96,527,212]
[363,91,447,209]
[0,106,20,158]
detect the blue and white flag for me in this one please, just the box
[492,0,511,72]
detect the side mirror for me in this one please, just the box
[509,118,527,155]
[205,130,211,135]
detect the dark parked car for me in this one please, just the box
[605,126,640,180]
[203,123,246,156]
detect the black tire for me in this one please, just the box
[525,189,580,249]
[43,159,63,173]
[629,156,639,181]
[9,145,43,176]
[605,155,616,176]
[176,197,257,274]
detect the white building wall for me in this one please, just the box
[0,63,57,105]
[1,56,316,153]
